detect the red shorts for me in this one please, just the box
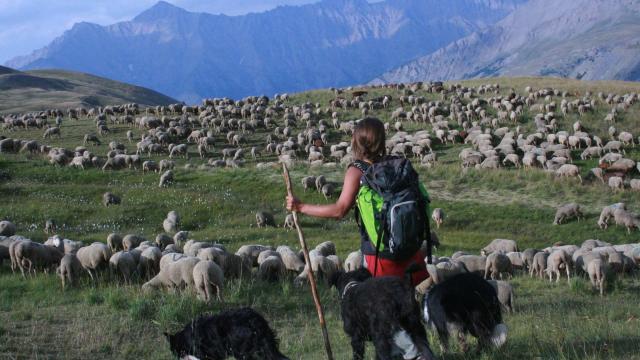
[364,250,429,286]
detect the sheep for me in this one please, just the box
[218,253,252,279]
[107,233,123,252]
[315,241,336,257]
[608,176,624,191]
[14,241,64,277]
[555,164,581,182]
[185,242,220,257]
[343,250,363,272]
[302,176,316,192]
[109,251,137,283]
[159,159,175,172]
[321,183,336,199]
[173,231,189,246]
[487,280,515,313]
[613,210,639,234]
[587,259,607,296]
[255,211,276,228]
[43,126,61,139]
[630,179,640,191]
[102,192,121,207]
[257,255,286,282]
[0,220,17,236]
[455,255,487,276]
[276,246,305,272]
[481,239,518,256]
[484,252,513,280]
[546,250,571,283]
[192,260,224,302]
[581,239,612,251]
[236,245,275,266]
[597,203,626,229]
[155,234,174,250]
[122,234,143,251]
[257,250,281,265]
[431,208,445,228]
[521,249,539,272]
[163,218,177,234]
[57,254,83,289]
[159,170,174,187]
[283,214,295,230]
[553,203,583,225]
[425,259,468,285]
[505,252,525,272]
[143,160,159,173]
[138,246,162,280]
[530,252,549,278]
[163,244,182,255]
[315,175,327,192]
[9,238,31,272]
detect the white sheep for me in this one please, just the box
[587,259,607,296]
[487,280,515,313]
[276,246,305,272]
[555,164,581,182]
[192,260,224,302]
[138,246,162,280]
[553,203,583,225]
[481,239,518,256]
[315,241,336,257]
[608,176,624,191]
[159,170,174,187]
[343,250,363,272]
[431,208,445,228]
[546,250,571,283]
[530,252,548,278]
[76,242,112,281]
[235,244,274,266]
[109,251,137,283]
[107,233,123,252]
[484,253,512,280]
[57,254,83,289]
[257,255,286,282]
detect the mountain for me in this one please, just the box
[372,0,640,84]
[6,0,525,102]
[0,66,177,114]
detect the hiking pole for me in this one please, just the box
[282,163,334,360]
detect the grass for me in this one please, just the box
[1,77,640,359]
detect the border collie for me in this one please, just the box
[331,268,435,360]
[165,307,289,360]
[422,272,507,353]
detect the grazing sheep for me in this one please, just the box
[276,246,305,272]
[546,250,571,283]
[487,280,515,313]
[57,254,83,289]
[521,249,539,272]
[455,255,487,276]
[321,183,336,199]
[431,208,445,228]
[505,252,525,272]
[143,160,158,173]
[597,203,626,229]
[484,253,513,280]
[587,259,607,296]
[166,256,201,290]
[197,247,225,263]
[138,246,162,280]
[236,245,274,266]
[581,239,612,251]
[257,250,281,265]
[76,242,112,281]
[283,214,295,230]
[481,239,518,256]
[315,241,336,257]
[109,251,137,283]
[343,250,363,272]
[107,233,123,252]
[257,255,286,282]
[553,203,583,225]
[122,234,143,251]
[425,260,468,285]
[255,211,276,228]
[192,260,224,302]
[302,176,316,192]
[159,159,175,172]
[0,220,17,236]
[102,192,121,207]
[185,242,218,257]
[155,234,174,250]
[173,231,189,246]
[555,164,581,182]
[630,179,640,191]
[159,170,174,187]
[608,176,624,191]
[218,253,252,279]
[530,252,549,278]
[315,175,327,192]
[14,241,64,276]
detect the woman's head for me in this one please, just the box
[351,117,386,162]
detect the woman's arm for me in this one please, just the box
[286,166,362,219]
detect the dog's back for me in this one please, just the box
[424,273,507,348]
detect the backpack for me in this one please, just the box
[354,157,431,269]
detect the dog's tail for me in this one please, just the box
[490,323,508,348]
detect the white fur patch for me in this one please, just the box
[490,323,508,348]
[181,356,200,360]
[422,294,430,323]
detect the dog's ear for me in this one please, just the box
[328,270,344,289]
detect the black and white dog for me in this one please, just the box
[422,272,508,353]
[165,307,289,360]
[330,268,435,360]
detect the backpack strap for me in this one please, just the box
[349,160,370,175]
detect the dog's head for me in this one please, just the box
[329,268,371,297]
[165,322,200,360]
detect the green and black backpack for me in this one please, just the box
[353,156,432,274]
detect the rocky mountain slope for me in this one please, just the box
[6,0,524,102]
[372,0,640,84]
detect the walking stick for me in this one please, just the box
[282,163,334,360]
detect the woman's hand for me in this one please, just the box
[286,195,302,212]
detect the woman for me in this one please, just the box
[286,116,429,284]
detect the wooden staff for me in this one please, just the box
[282,163,334,360]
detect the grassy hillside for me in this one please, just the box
[1,77,640,359]
[0,66,177,114]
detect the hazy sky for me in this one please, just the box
[0,0,326,64]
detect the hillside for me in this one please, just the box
[372,0,640,84]
[5,0,525,102]
[0,66,177,114]
[1,77,640,359]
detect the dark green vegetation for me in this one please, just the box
[0,66,177,114]
[1,77,640,359]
